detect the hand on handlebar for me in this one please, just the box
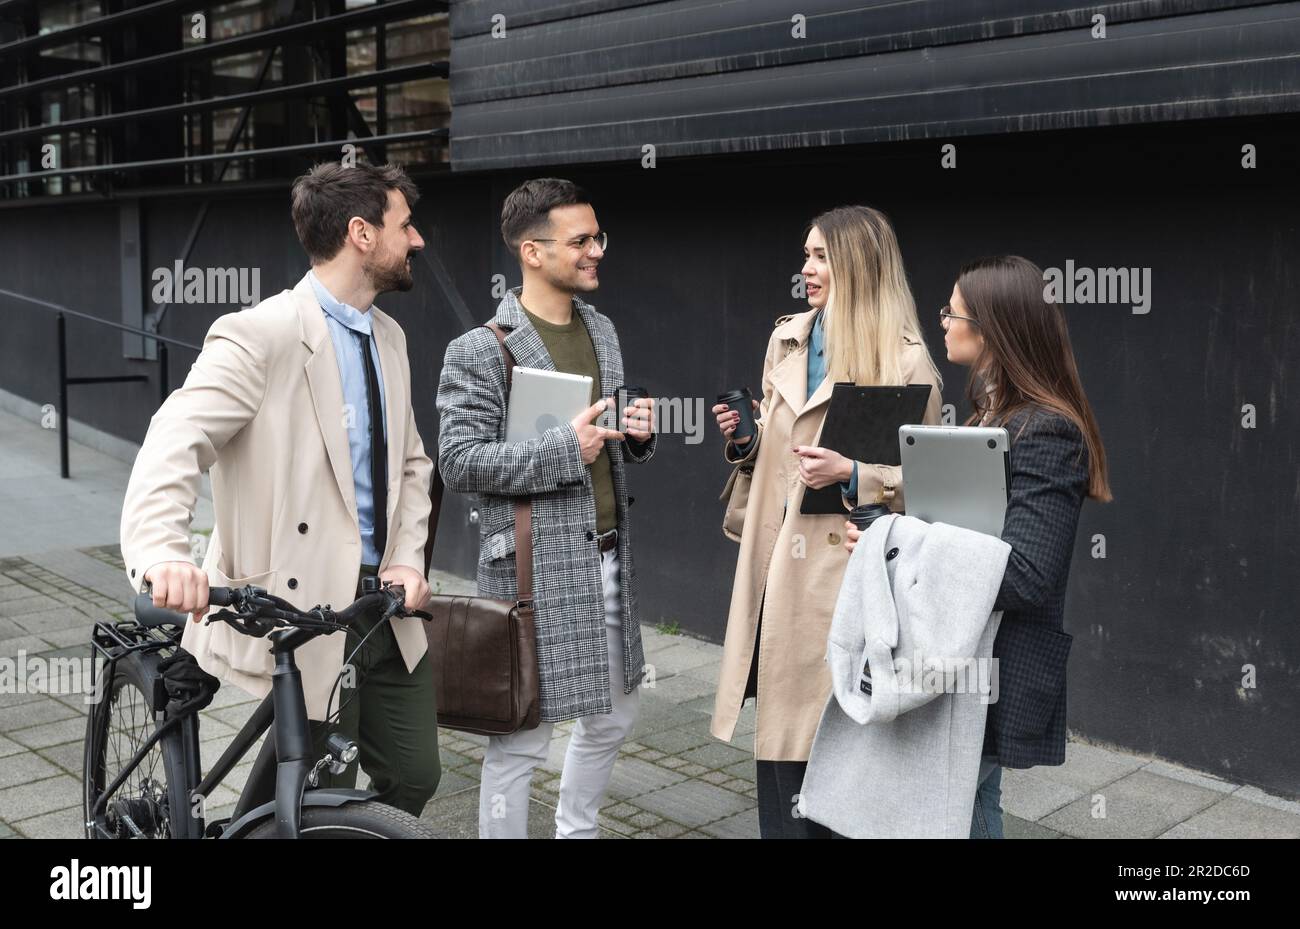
[143,562,210,622]
[378,564,430,612]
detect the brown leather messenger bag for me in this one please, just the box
[421,323,540,735]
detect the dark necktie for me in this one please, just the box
[357,331,388,561]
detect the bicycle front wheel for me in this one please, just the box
[241,800,437,839]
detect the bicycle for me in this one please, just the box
[83,578,437,839]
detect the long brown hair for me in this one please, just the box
[956,255,1112,502]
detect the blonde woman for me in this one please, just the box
[710,206,942,838]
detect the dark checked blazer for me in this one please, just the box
[982,406,1091,768]
[435,287,655,722]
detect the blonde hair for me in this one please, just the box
[811,205,940,388]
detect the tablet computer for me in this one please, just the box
[898,424,1011,538]
[505,367,594,443]
[800,383,933,515]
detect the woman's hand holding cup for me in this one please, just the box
[714,399,760,445]
[844,519,861,554]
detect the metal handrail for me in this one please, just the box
[0,287,202,479]
[0,287,201,348]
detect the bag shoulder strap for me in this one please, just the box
[484,323,513,389]
[425,323,534,603]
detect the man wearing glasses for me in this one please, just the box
[436,178,656,838]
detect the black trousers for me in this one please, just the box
[755,760,843,839]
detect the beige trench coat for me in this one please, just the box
[120,274,434,720]
[710,308,942,760]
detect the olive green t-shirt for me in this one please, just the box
[521,305,617,533]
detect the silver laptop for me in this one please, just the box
[898,424,1011,538]
[505,367,594,443]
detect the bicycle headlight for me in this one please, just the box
[326,732,359,765]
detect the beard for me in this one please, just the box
[367,248,415,295]
[546,262,598,294]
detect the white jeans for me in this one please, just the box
[478,545,640,838]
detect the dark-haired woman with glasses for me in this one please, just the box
[846,255,1111,838]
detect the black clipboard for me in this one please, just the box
[799,383,933,514]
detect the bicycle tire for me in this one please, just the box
[241,799,438,839]
[83,650,197,839]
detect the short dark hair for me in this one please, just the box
[291,162,420,263]
[500,177,591,253]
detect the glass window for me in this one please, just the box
[3,0,449,199]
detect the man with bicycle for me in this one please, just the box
[437,178,656,838]
[120,161,440,818]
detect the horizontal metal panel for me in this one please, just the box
[451,0,1275,104]
[0,0,433,102]
[449,0,1273,36]
[0,0,208,56]
[450,2,1300,170]
[0,63,446,145]
[0,130,447,186]
[451,0,662,38]
[0,0,451,57]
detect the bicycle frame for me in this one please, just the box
[176,627,380,838]
[192,620,380,838]
[264,627,321,838]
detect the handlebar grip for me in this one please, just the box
[133,593,188,628]
[132,586,237,627]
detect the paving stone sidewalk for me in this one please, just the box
[2,407,1299,839]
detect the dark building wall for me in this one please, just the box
[449,0,1300,169]
[1,114,1297,796]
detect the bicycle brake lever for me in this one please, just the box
[205,609,273,638]
[203,609,233,626]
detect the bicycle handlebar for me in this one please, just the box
[131,595,190,628]
[132,583,430,636]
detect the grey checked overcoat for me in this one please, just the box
[981,406,1090,768]
[435,288,655,722]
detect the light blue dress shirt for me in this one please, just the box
[308,270,388,566]
[808,310,859,499]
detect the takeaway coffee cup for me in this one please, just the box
[614,385,648,431]
[717,387,756,442]
[848,503,892,532]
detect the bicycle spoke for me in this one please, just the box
[95,677,172,838]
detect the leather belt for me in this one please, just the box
[596,529,618,552]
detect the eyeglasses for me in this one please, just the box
[939,305,979,328]
[529,231,608,256]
